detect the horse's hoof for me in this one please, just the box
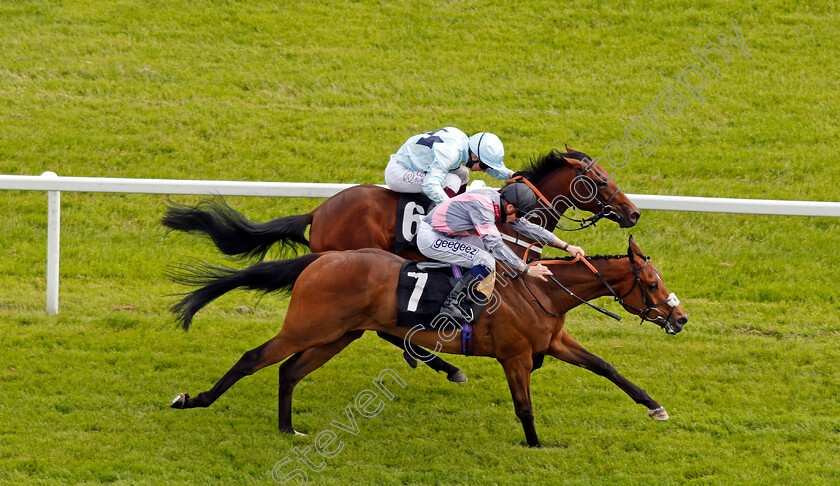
[403,351,418,369]
[170,393,189,409]
[648,406,669,420]
[447,370,468,384]
[279,426,307,436]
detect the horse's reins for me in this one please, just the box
[553,167,623,230]
[509,175,553,208]
[510,170,622,232]
[513,244,678,325]
[502,174,673,324]
[516,245,622,321]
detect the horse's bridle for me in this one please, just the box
[555,167,622,231]
[610,252,680,328]
[511,170,623,232]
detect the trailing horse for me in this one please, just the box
[169,236,687,447]
[161,146,640,261]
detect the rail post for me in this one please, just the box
[43,172,60,316]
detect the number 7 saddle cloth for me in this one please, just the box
[396,261,465,330]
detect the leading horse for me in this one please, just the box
[169,236,687,447]
[162,146,642,382]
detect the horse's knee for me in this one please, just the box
[575,356,616,376]
[235,348,263,376]
[278,368,300,393]
[514,407,534,423]
[598,359,617,375]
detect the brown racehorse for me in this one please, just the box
[162,146,642,382]
[162,146,639,262]
[169,236,687,447]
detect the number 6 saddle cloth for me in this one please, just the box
[394,193,435,253]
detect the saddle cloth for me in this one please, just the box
[394,193,435,253]
[396,261,461,330]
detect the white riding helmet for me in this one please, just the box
[468,132,506,172]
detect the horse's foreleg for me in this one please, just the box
[171,331,298,410]
[278,331,365,434]
[548,328,668,420]
[500,353,541,447]
[375,331,467,384]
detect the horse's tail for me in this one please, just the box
[168,253,323,330]
[162,197,312,261]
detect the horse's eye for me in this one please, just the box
[648,282,659,291]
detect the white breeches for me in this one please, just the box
[415,221,495,270]
[384,156,469,194]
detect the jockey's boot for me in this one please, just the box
[440,265,493,323]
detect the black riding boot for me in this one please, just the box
[440,265,492,323]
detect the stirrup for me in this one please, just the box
[439,264,491,324]
[440,293,471,322]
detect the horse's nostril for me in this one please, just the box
[630,211,641,223]
[677,316,688,326]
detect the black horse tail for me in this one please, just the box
[162,197,312,261]
[168,253,323,330]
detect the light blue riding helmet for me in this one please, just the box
[468,132,506,172]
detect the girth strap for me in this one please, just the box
[451,264,474,356]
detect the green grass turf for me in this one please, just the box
[1,1,839,484]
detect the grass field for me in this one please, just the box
[1,1,839,484]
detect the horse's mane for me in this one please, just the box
[516,148,592,186]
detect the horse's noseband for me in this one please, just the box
[617,254,681,327]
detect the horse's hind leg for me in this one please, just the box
[171,331,299,410]
[548,328,668,420]
[375,331,467,384]
[278,331,365,434]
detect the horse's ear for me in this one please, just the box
[628,235,643,261]
[565,143,574,152]
[563,156,586,169]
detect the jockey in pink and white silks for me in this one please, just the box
[384,128,513,205]
[416,183,586,323]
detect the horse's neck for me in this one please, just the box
[532,168,576,230]
[537,257,633,304]
[498,166,577,257]
[499,168,576,250]
[589,257,635,298]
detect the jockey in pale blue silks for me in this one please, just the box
[384,127,513,205]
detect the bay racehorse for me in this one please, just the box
[162,146,641,382]
[161,145,639,261]
[169,236,686,447]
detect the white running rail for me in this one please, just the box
[2,172,839,315]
